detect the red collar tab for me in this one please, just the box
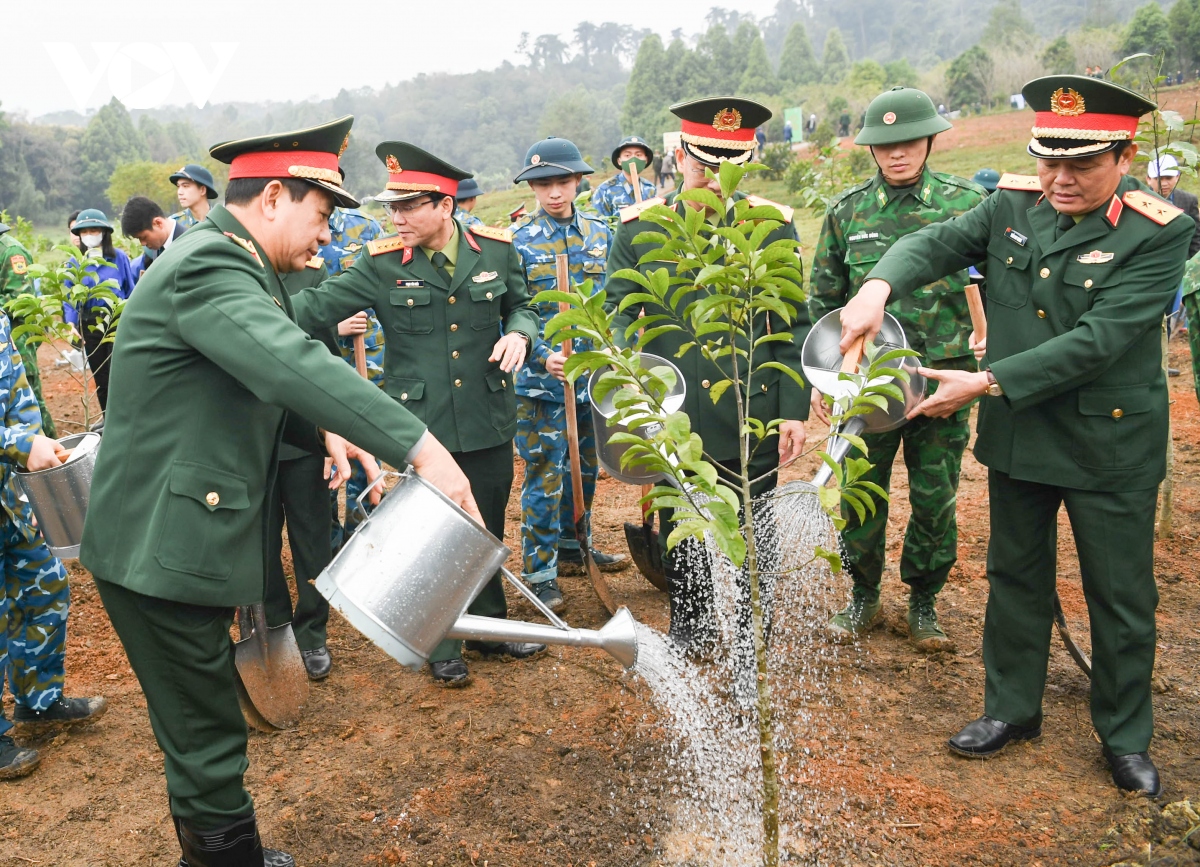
[1105,194,1123,227]
[402,246,413,265]
[464,230,481,253]
[228,150,338,181]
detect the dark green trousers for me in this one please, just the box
[264,453,332,651]
[842,409,971,604]
[94,578,252,825]
[983,470,1158,755]
[428,442,513,664]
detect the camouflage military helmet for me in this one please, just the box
[855,86,952,146]
[514,137,594,183]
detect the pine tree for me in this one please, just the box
[79,97,148,210]
[1120,3,1173,60]
[621,34,670,140]
[1167,0,1200,70]
[822,27,851,85]
[696,25,738,93]
[731,21,758,87]
[777,21,820,85]
[740,29,780,95]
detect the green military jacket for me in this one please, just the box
[0,232,33,303]
[868,173,1193,492]
[292,221,540,454]
[810,168,985,364]
[604,190,811,463]
[278,257,340,461]
[80,207,428,606]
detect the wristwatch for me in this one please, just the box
[985,370,1004,397]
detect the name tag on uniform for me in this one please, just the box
[472,271,499,283]
[397,279,425,288]
[846,231,880,243]
[1004,227,1028,246]
[1077,250,1114,264]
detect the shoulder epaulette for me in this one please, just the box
[932,171,989,196]
[366,236,406,256]
[305,255,323,270]
[745,194,795,223]
[1123,189,1186,225]
[995,173,1041,192]
[619,196,665,223]
[829,178,875,209]
[222,231,263,268]
[469,225,513,244]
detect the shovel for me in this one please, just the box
[233,602,309,729]
[558,256,617,614]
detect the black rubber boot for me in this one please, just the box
[177,812,295,867]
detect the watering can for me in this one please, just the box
[313,470,639,670]
[15,432,101,559]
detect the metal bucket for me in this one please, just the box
[588,353,686,485]
[801,309,927,434]
[16,432,101,559]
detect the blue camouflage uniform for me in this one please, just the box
[589,173,658,220]
[319,208,386,546]
[512,207,610,585]
[454,207,484,230]
[0,312,69,736]
[170,208,201,230]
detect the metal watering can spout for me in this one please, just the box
[446,607,639,669]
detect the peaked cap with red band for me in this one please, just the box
[375,141,473,203]
[671,96,772,167]
[1021,75,1155,159]
[208,115,359,208]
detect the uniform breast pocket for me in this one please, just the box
[1059,261,1119,327]
[484,367,515,431]
[155,461,252,581]
[469,281,506,330]
[581,258,606,286]
[1072,385,1156,470]
[844,248,882,287]
[389,287,433,333]
[985,238,1032,309]
[387,378,426,422]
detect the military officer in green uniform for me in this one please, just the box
[810,86,986,652]
[604,97,811,654]
[0,224,55,436]
[292,142,544,687]
[80,117,481,866]
[839,76,1192,797]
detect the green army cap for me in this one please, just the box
[973,168,1001,191]
[1022,75,1155,159]
[672,96,771,166]
[375,141,472,203]
[855,86,952,146]
[209,115,359,208]
[514,137,594,183]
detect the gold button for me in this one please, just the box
[761,383,768,392]
[450,323,458,332]
[1084,279,1093,289]
[454,379,462,387]
[400,392,409,400]
[1039,267,1050,278]
[1037,309,1046,318]
[701,379,710,388]
[1006,256,1013,265]
[1112,408,1124,419]
[448,296,456,304]
[205,492,220,506]
[502,380,507,388]
[407,298,414,307]
[452,350,460,359]
[485,291,493,300]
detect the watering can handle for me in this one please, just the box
[840,335,865,374]
[352,470,402,522]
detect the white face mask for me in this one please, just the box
[80,231,103,249]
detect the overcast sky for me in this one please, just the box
[8,0,783,118]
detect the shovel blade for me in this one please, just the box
[234,605,310,729]
[577,516,617,615]
[233,667,277,733]
[624,521,667,592]
[1052,591,1092,679]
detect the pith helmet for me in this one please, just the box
[168,164,220,198]
[456,177,483,200]
[972,168,1001,191]
[855,86,952,146]
[611,135,654,169]
[514,137,594,183]
[71,209,114,233]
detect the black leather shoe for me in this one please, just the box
[948,715,1042,757]
[178,812,295,867]
[13,695,107,728]
[0,734,39,780]
[429,658,470,687]
[301,646,332,680]
[1104,748,1162,798]
[559,547,628,572]
[465,641,547,660]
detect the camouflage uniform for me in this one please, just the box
[319,208,386,546]
[0,312,69,736]
[1182,251,1200,405]
[809,168,986,605]
[512,206,610,584]
[170,208,201,230]
[0,231,55,437]
[454,207,484,230]
[589,173,658,220]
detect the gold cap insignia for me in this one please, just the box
[386,155,402,173]
[1050,87,1086,117]
[883,111,897,125]
[530,154,542,165]
[338,133,350,157]
[713,108,743,132]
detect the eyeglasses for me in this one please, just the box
[385,198,436,217]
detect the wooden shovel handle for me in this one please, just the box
[630,162,644,203]
[353,333,368,379]
[965,283,987,343]
[53,443,72,465]
[557,255,586,527]
[840,335,866,374]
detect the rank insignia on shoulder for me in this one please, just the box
[9,254,27,275]
[847,231,881,243]
[472,270,499,283]
[223,232,263,267]
[996,173,1041,192]
[367,236,407,257]
[1123,189,1185,225]
[469,225,513,243]
[745,194,795,223]
[619,197,665,223]
[1003,227,1028,246]
[305,255,323,269]
[1077,250,1115,264]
